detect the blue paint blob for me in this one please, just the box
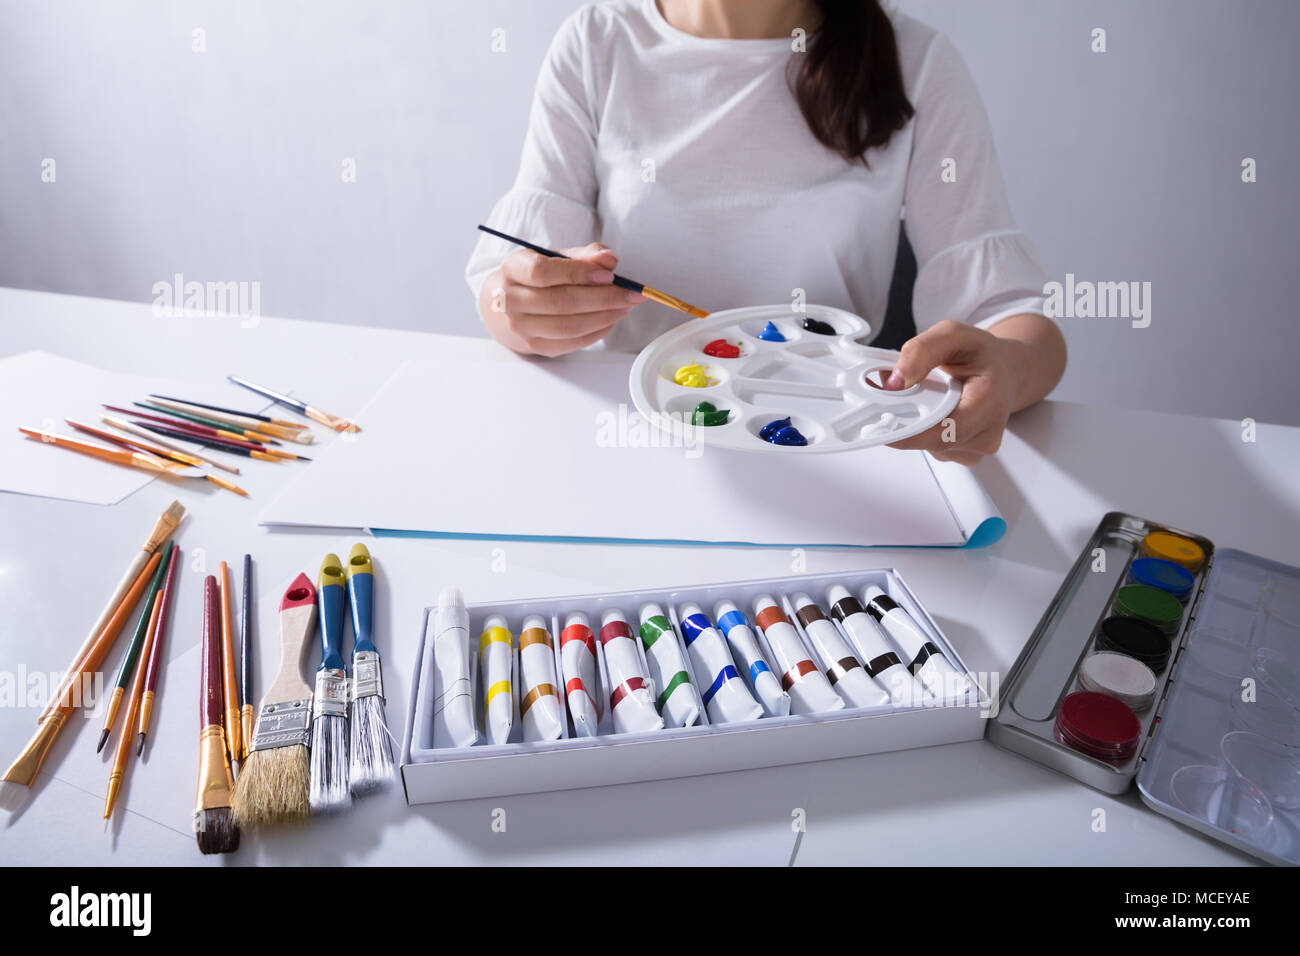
[757,321,786,342]
[759,417,808,446]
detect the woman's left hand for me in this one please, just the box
[884,319,1032,465]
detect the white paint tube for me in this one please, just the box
[713,600,790,717]
[598,608,663,734]
[518,613,563,742]
[859,585,976,703]
[560,611,602,738]
[751,594,843,715]
[478,613,515,744]
[429,586,479,748]
[790,592,892,710]
[637,603,701,728]
[826,584,927,706]
[677,603,763,725]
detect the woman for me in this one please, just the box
[466,0,1065,464]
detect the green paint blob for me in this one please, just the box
[691,401,731,427]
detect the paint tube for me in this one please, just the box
[859,585,975,703]
[790,592,891,709]
[752,594,843,715]
[430,586,479,748]
[478,614,515,744]
[713,600,790,717]
[518,614,563,742]
[637,603,701,728]
[826,584,927,706]
[598,608,663,734]
[677,603,762,724]
[560,612,601,738]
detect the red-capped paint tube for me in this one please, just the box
[790,592,891,710]
[637,603,701,728]
[859,585,976,703]
[826,584,927,707]
[713,600,790,717]
[751,595,843,715]
[560,612,602,738]
[519,614,563,743]
[478,614,515,744]
[677,603,762,725]
[598,609,663,735]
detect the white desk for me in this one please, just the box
[2,287,1297,865]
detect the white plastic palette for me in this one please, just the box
[629,304,961,454]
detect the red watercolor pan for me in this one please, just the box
[1054,691,1141,764]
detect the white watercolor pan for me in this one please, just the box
[629,304,961,455]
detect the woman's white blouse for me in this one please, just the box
[466,0,1049,352]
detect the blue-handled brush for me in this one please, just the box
[347,543,395,794]
[309,554,351,813]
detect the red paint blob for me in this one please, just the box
[703,339,741,359]
[1054,691,1141,764]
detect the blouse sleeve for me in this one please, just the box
[464,8,602,300]
[902,31,1050,332]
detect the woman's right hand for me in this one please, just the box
[479,242,644,356]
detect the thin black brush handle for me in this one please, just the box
[150,394,276,425]
[240,554,252,716]
[476,224,645,294]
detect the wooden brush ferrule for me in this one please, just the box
[194,724,236,813]
[3,710,69,787]
[101,687,125,734]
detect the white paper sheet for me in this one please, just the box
[258,355,998,548]
[0,351,261,506]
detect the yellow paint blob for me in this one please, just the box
[673,362,713,388]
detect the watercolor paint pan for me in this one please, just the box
[401,568,988,805]
[987,511,1300,865]
[628,304,961,454]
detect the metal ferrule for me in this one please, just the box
[249,697,312,752]
[350,650,384,702]
[313,668,348,719]
[194,724,235,812]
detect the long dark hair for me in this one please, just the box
[794,1,914,163]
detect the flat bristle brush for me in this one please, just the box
[309,554,351,813]
[477,224,711,319]
[230,573,316,827]
[195,575,240,854]
[345,543,395,794]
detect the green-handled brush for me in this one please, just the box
[346,544,395,794]
[309,554,350,813]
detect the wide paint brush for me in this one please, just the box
[346,544,395,794]
[309,554,350,813]
[477,224,710,319]
[195,575,240,854]
[231,573,316,827]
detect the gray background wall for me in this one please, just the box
[1,0,1296,424]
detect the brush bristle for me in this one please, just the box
[309,716,350,813]
[349,696,396,795]
[195,807,240,854]
[0,780,28,814]
[231,746,309,827]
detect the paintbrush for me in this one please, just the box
[148,396,315,444]
[1,549,164,815]
[137,544,181,756]
[309,554,351,813]
[66,419,247,496]
[105,591,161,819]
[38,501,183,724]
[18,427,209,481]
[239,554,254,761]
[218,562,242,764]
[195,575,240,854]
[231,573,317,827]
[346,544,394,794]
[135,400,281,444]
[147,394,308,430]
[102,415,241,475]
[133,421,301,462]
[228,375,361,433]
[96,540,175,752]
[477,224,711,319]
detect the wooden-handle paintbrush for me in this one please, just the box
[218,561,242,763]
[37,501,183,725]
[66,419,247,496]
[147,394,309,431]
[96,540,175,752]
[1,548,165,815]
[227,376,361,433]
[101,415,242,475]
[477,224,711,319]
[134,400,282,444]
[105,592,161,819]
[239,554,254,761]
[196,575,240,854]
[137,543,181,756]
[148,396,315,445]
[17,427,207,480]
[231,573,317,827]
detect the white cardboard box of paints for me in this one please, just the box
[400,568,988,805]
